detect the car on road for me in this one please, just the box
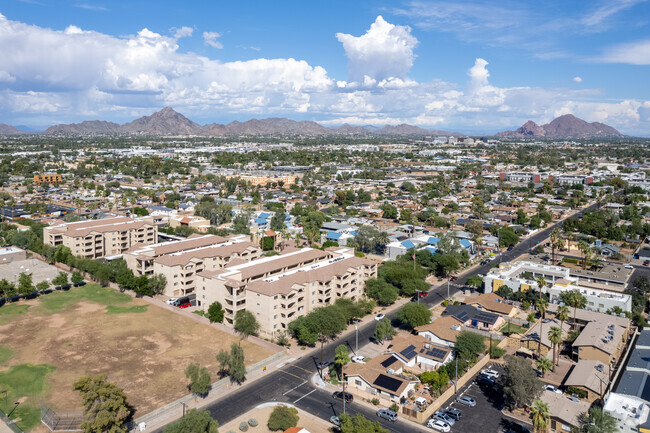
[456,395,476,406]
[450,276,458,281]
[624,264,634,269]
[375,314,385,321]
[427,419,451,432]
[544,384,562,394]
[433,411,456,426]
[351,318,362,324]
[178,302,191,309]
[644,260,650,266]
[332,391,354,403]
[317,361,331,370]
[329,415,341,432]
[418,291,429,298]
[481,369,500,379]
[376,408,398,421]
[351,355,366,364]
[166,298,178,305]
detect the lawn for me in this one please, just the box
[0,284,278,430]
[499,322,527,335]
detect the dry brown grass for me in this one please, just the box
[0,287,275,418]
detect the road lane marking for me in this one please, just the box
[293,389,316,403]
[283,380,308,395]
[290,365,314,375]
[279,369,308,381]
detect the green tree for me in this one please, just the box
[560,289,587,331]
[216,350,230,378]
[267,405,299,431]
[149,274,167,295]
[379,203,398,219]
[184,363,212,397]
[455,331,486,360]
[555,305,570,334]
[229,343,246,383]
[396,303,432,328]
[466,275,483,290]
[261,236,274,251]
[530,399,550,433]
[52,271,69,286]
[581,407,617,433]
[374,318,396,345]
[536,357,553,378]
[71,271,84,284]
[207,302,225,323]
[302,211,327,244]
[234,310,260,342]
[269,211,286,231]
[339,413,388,433]
[17,272,34,294]
[365,278,398,306]
[73,374,132,433]
[502,355,543,408]
[548,326,563,367]
[163,409,219,433]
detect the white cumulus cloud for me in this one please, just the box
[336,15,418,83]
[203,31,223,49]
[172,26,194,39]
[573,76,583,83]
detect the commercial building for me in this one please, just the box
[0,247,26,264]
[547,279,632,313]
[44,216,159,259]
[123,234,261,297]
[196,246,377,335]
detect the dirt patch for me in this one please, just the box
[0,285,278,421]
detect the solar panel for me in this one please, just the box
[426,348,448,359]
[476,313,497,323]
[381,356,397,368]
[373,374,402,393]
[400,345,417,359]
[456,311,470,322]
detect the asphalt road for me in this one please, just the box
[152,201,604,432]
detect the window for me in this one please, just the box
[355,380,362,386]
[274,305,277,309]
[274,315,277,319]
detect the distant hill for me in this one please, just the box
[3,107,462,137]
[497,114,623,139]
[0,123,27,135]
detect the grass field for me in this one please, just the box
[0,284,277,431]
[499,322,527,335]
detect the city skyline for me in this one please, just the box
[1,0,649,134]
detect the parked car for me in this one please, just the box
[644,260,650,266]
[376,409,397,422]
[456,396,476,407]
[73,281,86,287]
[329,415,341,432]
[433,411,456,426]
[39,288,53,295]
[61,284,72,291]
[8,294,25,302]
[450,276,458,281]
[477,375,496,387]
[504,420,531,433]
[332,391,353,403]
[544,384,562,394]
[444,409,461,421]
[25,290,39,299]
[54,285,63,291]
[317,361,331,370]
[375,313,385,321]
[173,296,190,306]
[166,298,178,305]
[427,419,451,432]
[178,302,191,309]
[0,298,5,307]
[624,264,634,269]
[351,355,366,364]
[481,369,500,379]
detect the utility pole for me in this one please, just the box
[454,356,458,393]
[341,379,349,415]
[319,334,324,379]
[489,333,492,359]
[355,326,358,354]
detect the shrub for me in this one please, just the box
[562,257,579,264]
[239,421,249,431]
[371,398,380,406]
[267,406,299,431]
[248,418,258,427]
[389,403,399,412]
[490,343,506,359]
[566,386,588,399]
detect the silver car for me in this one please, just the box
[433,411,456,426]
[456,395,476,407]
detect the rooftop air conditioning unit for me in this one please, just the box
[387,369,395,375]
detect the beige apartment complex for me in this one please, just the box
[44,216,159,259]
[226,174,296,186]
[196,246,377,336]
[123,234,261,297]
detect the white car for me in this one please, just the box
[624,264,634,269]
[375,314,385,321]
[544,384,562,394]
[427,419,451,432]
[481,369,500,379]
[166,298,178,305]
[351,355,366,364]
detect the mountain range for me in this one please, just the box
[0,108,624,138]
[496,114,622,138]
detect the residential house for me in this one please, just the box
[463,293,517,317]
[520,318,570,357]
[540,389,591,432]
[415,315,463,348]
[442,304,504,331]
[344,354,419,404]
[563,360,610,402]
[387,335,453,371]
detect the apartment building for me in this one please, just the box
[499,172,551,183]
[44,216,158,259]
[225,174,296,186]
[547,279,632,313]
[123,234,261,297]
[34,173,62,184]
[196,246,378,335]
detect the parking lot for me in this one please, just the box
[432,364,533,433]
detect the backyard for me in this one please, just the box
[0,284,277,431]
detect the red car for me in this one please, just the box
[178,302,191,309]
[450,276,458,281]
[418,291,429,298]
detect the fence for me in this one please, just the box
[41,405,84,432]
[127,350,286,431]
[0,407,25,433]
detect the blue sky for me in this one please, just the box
[1,0,649,134]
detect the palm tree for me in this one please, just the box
[548,326,563,367]
[530,399,550,433]
[550,227,560,264]
[536,276,547,308]
[582,407,618,433]
[536,357,553,378]
[537,299,548,355]
[556,305,570,333]
[563,290,587,332]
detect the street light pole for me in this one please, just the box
[355,326,358,354]
[341,379,348,415]
[454,356,458,393]
[416,289,421,304]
